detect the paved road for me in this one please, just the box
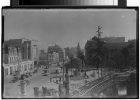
[4,68,60,98]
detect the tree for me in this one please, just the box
[64,57,81,76]
[105,41,136,72]
[111,50,124,71]
[85,26,105,77]
[64,47,74,59]
[76,42,85,71]
[121,47,129,67]
[121,43,135,70]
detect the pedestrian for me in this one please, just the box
[50,78,52,82]
[34,87,39,97]
[42,86,47,96]
[20,80,25,96]
[85,79,88,84]
[26,80,30,86]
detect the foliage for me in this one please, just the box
[110,50,124,71]
[76,42,85,70]
[105,42,136,71]
[64,47,75,59]
[85,36,105,69]
[85,27,136,72]
[85,26,105,77]
[64,57,81,70]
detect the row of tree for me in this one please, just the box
[64,26,136,78]
[85,26,136,75]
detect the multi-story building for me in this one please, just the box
[31,40,39,65]
[3,38,38,77]
[39,50,47,60]
[47,44,64,65]
[39,50,48,65]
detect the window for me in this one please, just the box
[10,67,12,75]
[19,65,21,71]
[11,57,13,63]
[15,57,17,63]
[21,65,23,71]
[25,65,27,71]
[5,69,8,76]
[13,57,14,63]
[15,66,18,71]
[9,57,11,64]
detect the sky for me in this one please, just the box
[3,9,136,50]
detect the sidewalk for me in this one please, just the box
[69,70,99,93]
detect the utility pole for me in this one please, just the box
[62,57,69,98]
[96,26,103,77]
[96,26,102,39]
[59,56,69,98]
[63,58,65,82]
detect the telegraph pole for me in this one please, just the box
[62,57,69,98]
[59,56,69,98]
[96,26,103,39]
[96,26,103,77]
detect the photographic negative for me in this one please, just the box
[2,8,138,98]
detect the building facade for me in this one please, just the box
[3,38,38,77]
[47,44,64,65]
[39,50,48,65]
[31,40,39,65]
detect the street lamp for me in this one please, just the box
[59,57,70,98]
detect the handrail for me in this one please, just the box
[72,71,132,97]
[71,73,113,97]
[80,74,113,96]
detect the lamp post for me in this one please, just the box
[60,57,69,98]
[19,74,26,96]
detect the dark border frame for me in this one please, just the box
[1,6,139,99]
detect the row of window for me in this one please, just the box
[5,63,33,76]
[9,56,21,64]
[9,48,18,55]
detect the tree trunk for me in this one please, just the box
[98,68,100,78]
[97,59,100,78]
[101,66,102,77]
[82,59,83,70]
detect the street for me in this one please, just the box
[4,65,100,98]
[4,67,59,98]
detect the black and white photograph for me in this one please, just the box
[2,8,138,98]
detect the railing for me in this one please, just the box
[71,73,113,97]
[83,77,114,97]
[82,72,133,97]
[71,71,134,97]
[113,70,135,82]
[81,74,113,97]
